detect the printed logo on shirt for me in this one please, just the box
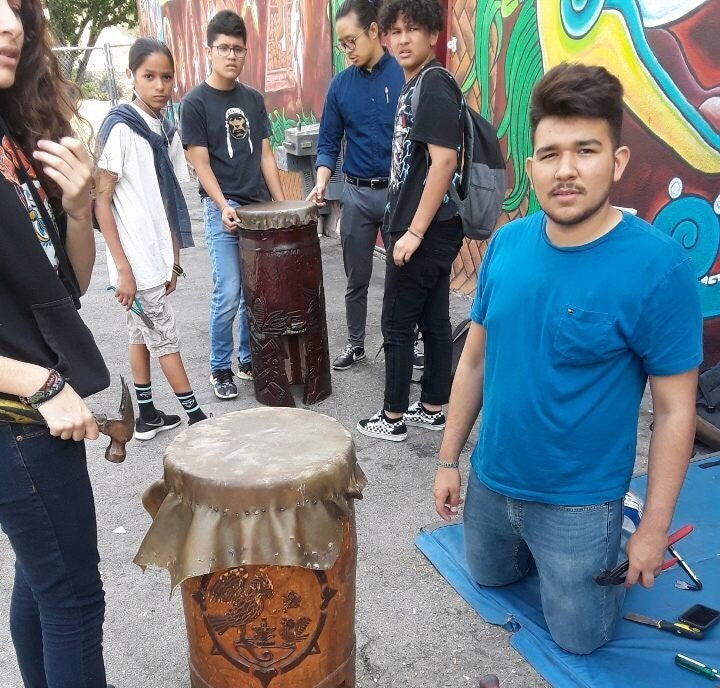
[390,85,413,193]
[225,107,253,157]
[0,136,59,270]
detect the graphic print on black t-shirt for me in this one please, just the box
[385,62,463,235]
[225,107,253,156]
[181,82,272,205]
[0,136,59,270]
[390,84,414,194]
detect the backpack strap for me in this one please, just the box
[409,65,469,204]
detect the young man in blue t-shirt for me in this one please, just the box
[433,63,703,654]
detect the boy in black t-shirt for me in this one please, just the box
[182,10,285,400]
[357,0,463,442]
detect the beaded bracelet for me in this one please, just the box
[436,460,459,469]
[19,369,66,408]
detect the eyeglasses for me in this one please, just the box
[336,25,370,53]
[210,44,248,58]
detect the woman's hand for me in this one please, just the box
[33,137,93,222]
[37,384,99,442]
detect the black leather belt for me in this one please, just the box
[345,175,389,189]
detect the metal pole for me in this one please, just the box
[103,42,118,105]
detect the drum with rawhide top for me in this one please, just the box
[236,200,332,407]
[134,408,366,688]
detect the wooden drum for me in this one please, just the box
[134,408,366,688]
[236,201,332,407]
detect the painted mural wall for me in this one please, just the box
[137,0,333,150]
[449,0,720,366]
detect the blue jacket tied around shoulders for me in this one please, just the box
[97,103,194,249]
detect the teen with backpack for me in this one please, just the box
[357,0,464,441]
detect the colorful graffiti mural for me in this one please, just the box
[449,0,720,365]
[137,0,333,149]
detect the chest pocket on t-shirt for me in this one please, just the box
[553,306,618,365]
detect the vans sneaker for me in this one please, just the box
[357,410,407,442]
[403,401,445,430]
[237,361,254,380]
[413,343,424,370]
[210,369,238,399]
[333,344,366,370]
[134,410,182,441]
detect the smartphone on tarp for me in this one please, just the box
[678,604,720,631]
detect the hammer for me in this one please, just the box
[0,376,135,463]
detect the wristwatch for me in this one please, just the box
[19,369,66,408]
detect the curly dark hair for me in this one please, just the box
[0,0,78,206]
[378,0,444,34]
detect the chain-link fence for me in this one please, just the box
[52,43,133,105]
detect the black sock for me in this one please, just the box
[176,390,206,423]
[135,383,158,422]
[382,410,402,424]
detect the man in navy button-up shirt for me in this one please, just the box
[308,0,403,372]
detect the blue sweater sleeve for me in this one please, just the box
[315,78,344,171]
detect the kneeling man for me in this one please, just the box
[434,62,703,654]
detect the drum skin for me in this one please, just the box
[181,514,357,688]
[239,222,332,407]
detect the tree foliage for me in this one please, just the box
[47,0,138,82]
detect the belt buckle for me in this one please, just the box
[369,178,381,189]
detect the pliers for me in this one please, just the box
[106,286,155,330]
[594,524,693,586]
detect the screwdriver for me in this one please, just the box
[624,612,704,639]
[675,654,720,680]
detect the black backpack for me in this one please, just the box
[411,66,506,241]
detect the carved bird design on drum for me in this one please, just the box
[280,616,311,644]
[206,570,275,636]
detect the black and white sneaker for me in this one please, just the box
[403,401,445,430]
[413,343,424,370]
[357,410,407,442]
[210,369,238,399]
[237,361,254,381]
[134,410,182,441]
[333,344,366,370]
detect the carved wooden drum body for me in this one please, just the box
[134,408,366,688]
[237,201,332,407]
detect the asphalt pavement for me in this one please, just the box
[0,183,662,687]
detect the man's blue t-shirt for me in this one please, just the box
[470,211,703,506]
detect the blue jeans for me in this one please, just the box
[463,469,625,654]
[0,423,106,687]
[202,197,252,371]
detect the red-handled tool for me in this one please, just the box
[594,525,693,586]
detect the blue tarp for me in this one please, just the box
[415,461,720,687]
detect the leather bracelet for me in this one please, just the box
[407,228,424,240]
[172,263,186,278]
[19,369,66,408]
[436,460,459,469]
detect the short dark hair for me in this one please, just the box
[379,0,444,34]
[337,0,381,28]
[529,63,624,149]
[129,37,174,74]
[207,10,247,46]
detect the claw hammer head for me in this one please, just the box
[94,376,134,463]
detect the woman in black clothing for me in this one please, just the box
[0,0,111,685]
